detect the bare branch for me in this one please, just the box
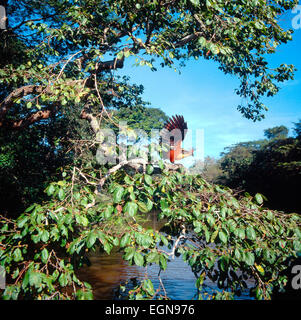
[175,32,202,47]
[0,108,56,129]
[97,158,148,192]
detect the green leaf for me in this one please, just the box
[236,228,245,240]
[29,271,42,288]
[120,233,131,247]
[146,198,153,211]
[134,232,152,247]
[193,209,201,218]
[113,186,124,203]
[220,207,227,218]
[17,216,29,228]
[41,230,49,242]
[160,234,169,246]
[116,51,124,60]
[190,0,200,6]
[203,225,210,242]
[219,230,228,244]
[244,252,255,266]
[159,255,167,270]
[46,184,55,196]
[73,192,81,200]
[41,248,49,263]
[124,201,138,217]
[293,240,301,251]
[76,289,94,300]
[255,286,263,300]
[31,233,41,244]
[246,226,256,240]
[219,256,229,272]
[234,248,242,261]
[86,231,97,248]
[134,252,144,266]
[112,237,119,246]
[58,188,65,201]
[146,165,154,175]
[129,191,136,201]
[196,273,206,289]
[254,21,263,30]
[255,193,263,205]
[3,285,21,300]
[198,37,207,47]
[211,44,220,55]
[103,205,114,219]
[13,248,23,262]
[160,199,169,211]
[124,50,131,58]
[144,174,152,185]
[123,247,135,261]
[76,215,89,227]
[143,279,155,296]
[211,229,219,243]
[137,201,148,213]
[124,175,133,185]
[227,219,237,232]
[158,160,164,170]
[103,241,112,254]
[146,251,159,263]
[206,214,215,227]
[22,269,30,289]
[25,204,36,213]
[58,273,69,287]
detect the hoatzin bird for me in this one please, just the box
[161,115,194,163]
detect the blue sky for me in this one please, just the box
[117,8,301,167]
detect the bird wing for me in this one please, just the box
[163,115,187,142]
[160,115,188,161]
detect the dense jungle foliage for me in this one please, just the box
[190,121,301,213]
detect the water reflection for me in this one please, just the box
[77,211,253,300]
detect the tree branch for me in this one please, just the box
[80,105,101,134]
[0,108,55,129]
[97,158,148,193]
[0,51,125,128]
[175,32,202,47]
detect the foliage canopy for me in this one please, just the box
[0,0,298,128]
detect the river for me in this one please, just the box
[77,212,254,300]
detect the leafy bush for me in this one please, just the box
[1,164,300,300]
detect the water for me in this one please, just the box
[77,212,254,300]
